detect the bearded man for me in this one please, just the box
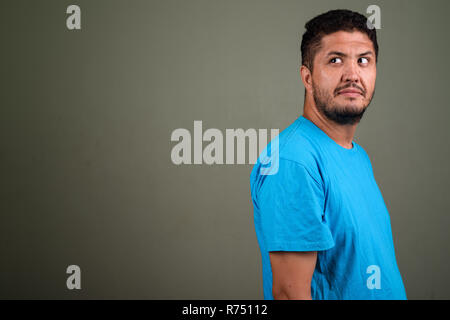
[250,9,407,300]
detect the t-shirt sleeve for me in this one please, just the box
[256,158,335,252]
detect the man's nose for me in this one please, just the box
[342,61,360,82]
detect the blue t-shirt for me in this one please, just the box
[250,115,407,300]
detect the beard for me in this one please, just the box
[312,81,375,125]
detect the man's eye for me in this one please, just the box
[330,57,342,63]
[359,57,369,64]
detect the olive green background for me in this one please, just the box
[1,0,449,299]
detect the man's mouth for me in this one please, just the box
[337,89,363,98]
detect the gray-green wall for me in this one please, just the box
[1,0,449,299]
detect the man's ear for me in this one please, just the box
[300,65,313,95]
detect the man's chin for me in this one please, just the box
[321,106,367,125]
[313,90,373,125]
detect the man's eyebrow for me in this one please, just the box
[325,51,374,57]
[326,51,347,57]
[358,51,374,57]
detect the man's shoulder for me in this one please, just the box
[275,117,322,168]
[250,117,322,184]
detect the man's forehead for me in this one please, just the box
[318,31,374,55]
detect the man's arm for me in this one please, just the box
[269,251,317,300]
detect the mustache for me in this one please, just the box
[334,83,366,97]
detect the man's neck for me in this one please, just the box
[302,107,357,149]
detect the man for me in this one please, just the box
[250,9,407,300]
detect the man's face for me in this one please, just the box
[310,31,377,125]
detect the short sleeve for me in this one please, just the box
[256,158,335,252]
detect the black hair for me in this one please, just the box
[300,9,378,72]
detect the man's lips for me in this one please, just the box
[337,89,363,97]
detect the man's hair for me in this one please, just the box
[300,9,378,72]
